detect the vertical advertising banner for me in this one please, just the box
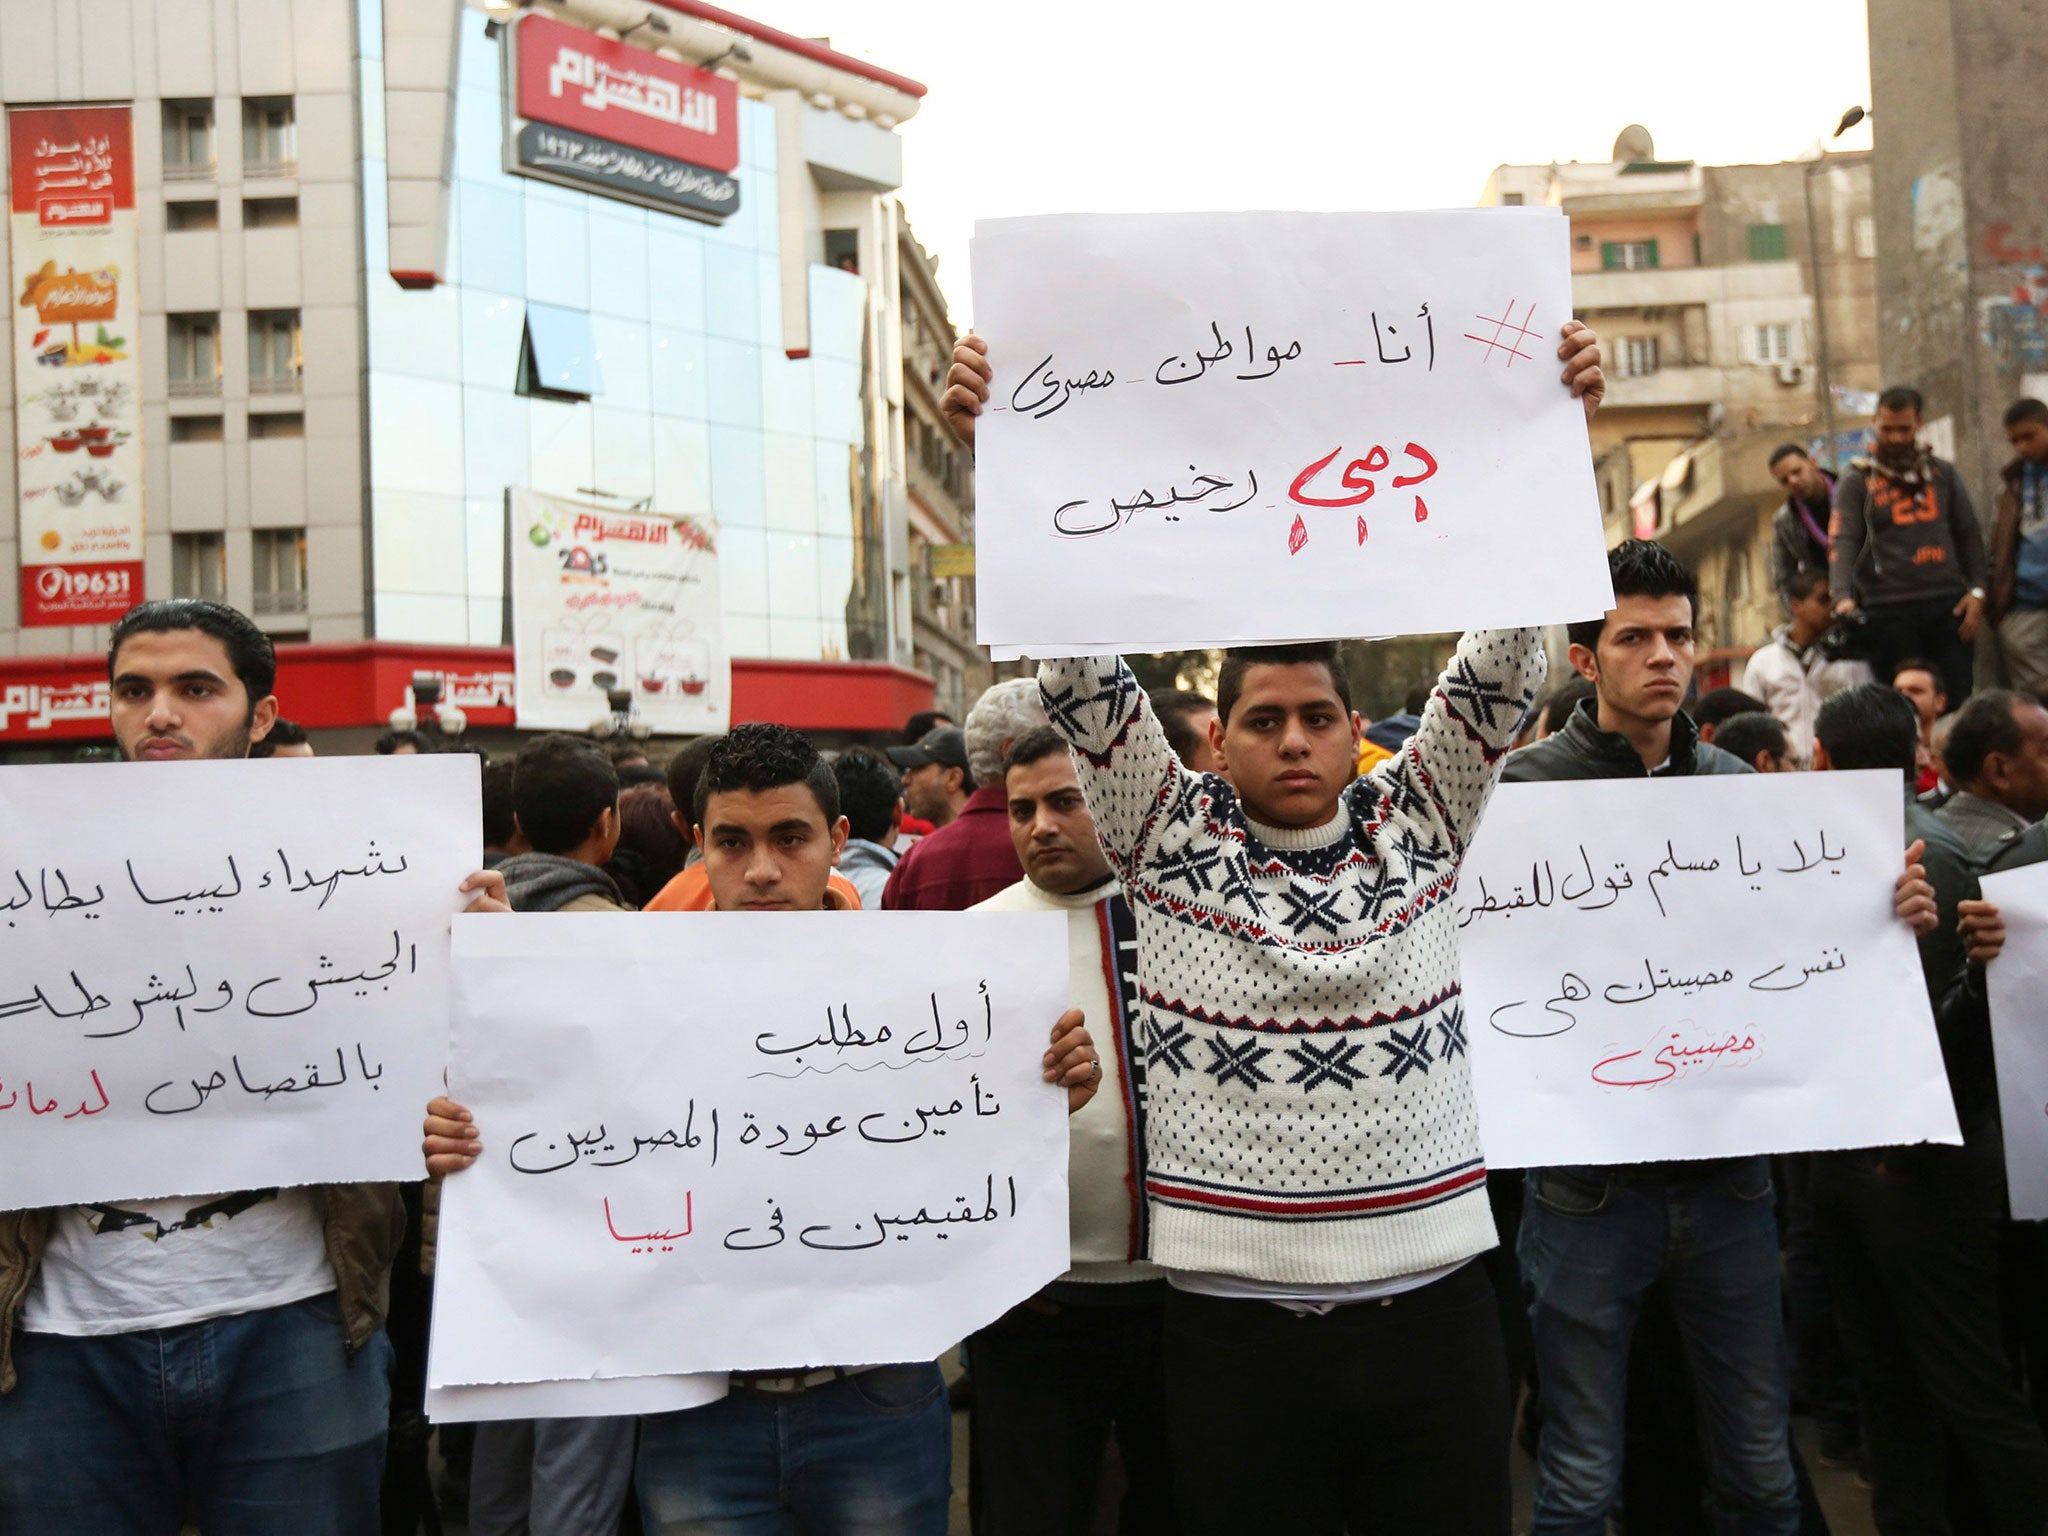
[9,106,141,626]
[510,489,730,734]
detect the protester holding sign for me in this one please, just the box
[0,599,507,1536]
[942,322,1598,1533]
[1807,684,2048,1534]
[425,722,1105,1536]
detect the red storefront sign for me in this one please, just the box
[514,13,739,175]
[0,646,934,743]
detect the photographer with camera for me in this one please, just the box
[1741,566,1874,768]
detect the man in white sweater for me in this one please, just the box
[942,325,1603,1533]
[970,726,1168,1534]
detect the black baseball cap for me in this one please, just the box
[887,726,970,772]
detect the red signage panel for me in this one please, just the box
[514,13,739,175]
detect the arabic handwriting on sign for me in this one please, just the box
[1153,321,1302,387]
[1776,830,1847,876]
[1748,948,1849,992]
[797,1175,1020,1251]
[1602,957,1739,1006]
[508,1103,713,1173]
[1050,468,1259,540]
[1590,1029,1763,1089]
[604,1192,693,1253]
[38,866,107,919]
[124,855,242,913]
[243,931,410,1018]
[268,845,412,911]
[1009,353,1117,421]
[1285,441,1439,551]
[0,1069,110,1120]
[1487,972,1590,1038]
[724,1200,788,1251]
[754,1001,891,1061]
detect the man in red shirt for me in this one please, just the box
[882,679,1046,910]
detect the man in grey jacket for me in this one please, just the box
[1830,385,1988,707]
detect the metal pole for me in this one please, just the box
[1803,159,1841,468]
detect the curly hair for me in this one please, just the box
[694,722,839,828]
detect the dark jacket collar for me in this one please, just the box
[1553,695,1704,776]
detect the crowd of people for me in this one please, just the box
[6,320,2048,1536]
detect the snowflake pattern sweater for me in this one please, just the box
[1040,628,1545,1284]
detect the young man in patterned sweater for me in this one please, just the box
[942,324,1603,1533]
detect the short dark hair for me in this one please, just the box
[605,783,689,907]
[376,728,434,755]
[1890,656,1944,694]
[2004,398,2048,430]
[1153,690,1217,764]
[1215,643,1352,727]
[664,735,724,830]
[1941,689,2029,787]
[1712,710,1788,767]
[481,759,519,848]
[1768,443,1810,470]
[1785,566,1829,602]
[695,722,838,828]
[901,709,954,745]
[832,747,902,844]
[107,600,277,712]
[512,733,620,855]
[617,762,668,789]
[1816,683,1919,774]
[1567,540,1700,652]
[1541,674,1597,733]
[1402,683,1432,717]
[1002,725,1073,781]
[1877,384,1924,417]
[248,717,306,758]
[1694,687,1766,731]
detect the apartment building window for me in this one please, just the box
[1854,215,1877,259]
[248,310,302,394]
[244,195,299,229]
[1747,223,1789,261]
[1601,240,1660,271]
[252,528,307,616]
[1502,192,1525,206]
[167,313,222,397]
[162,100,214,180]
[1621,336,1661,377]
[166,201,219,232]
[1752,324,1795,364]
[171,532,227,601]
[242,98,296,176]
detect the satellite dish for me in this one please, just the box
[1613,124,1655,164]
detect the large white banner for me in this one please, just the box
[0,757,480,1206]
[429,912,1072,1387]
[1459,773,1960,1167]
[510,488,729,733]
[9,106,143,625]
[969,209,1613,658]
[1979,859,2048,1219]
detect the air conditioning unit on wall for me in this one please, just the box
[1776,362,1806,385]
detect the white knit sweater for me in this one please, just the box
[1040,628,1545,1283]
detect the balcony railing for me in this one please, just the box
[249,373,302,396]
[243,158,297,180]
[169,376,222,399]
[252,590,307,616]
[164,161,215,183]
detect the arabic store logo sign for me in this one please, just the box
[514,12,739,176]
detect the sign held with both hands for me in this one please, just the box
[969,209,1614,657]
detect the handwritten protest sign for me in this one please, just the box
[0,756,478,1207]
[426,1372,727,1425]
[969,209,1612,658]
[1979,859,2048,1219]
[428,911,1071,1387]
[1458,772,1960,1167]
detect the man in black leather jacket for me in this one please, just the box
[1499,541,1795,1536]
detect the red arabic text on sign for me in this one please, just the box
[514,12,740,175]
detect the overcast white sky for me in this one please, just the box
[757,0,1876,326]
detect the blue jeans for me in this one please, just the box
[636,1362,951,1535]
[0,1292,391,1535]
[1520,1162,1798,1536]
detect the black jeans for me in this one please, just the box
[1163,1262,1510,1535]
[1813,1147,2048,1535]
[968,1282,1173,1535]
[1864,593,1975,705]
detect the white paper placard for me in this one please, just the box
[0,756,479,1205]
[429,911,1072,1387]
[970,209,1613,656]
[1980,858,2048,1219]
[1460,772,1960,1167]
[426,1372,728,1424]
